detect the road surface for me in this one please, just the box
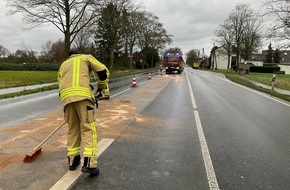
[0,67,290,190]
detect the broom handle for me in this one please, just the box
[34,121,66,151]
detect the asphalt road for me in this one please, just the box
[188,70,290,189]
[1,68,290,189]
[72,70,210,190]
[0,73,151,128]
[70,68,290,189]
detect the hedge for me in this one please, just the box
[0,62,60,71]
[249,66,280,73]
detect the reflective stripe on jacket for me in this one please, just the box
[58,54,108,107]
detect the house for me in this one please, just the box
[261,50,290,64]
[132,51,143,63]
[211,47,238,70]
[212,47,290,73]
[244,54,264,66]
[261,50,290,74]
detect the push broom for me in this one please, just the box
[23,121,66,163]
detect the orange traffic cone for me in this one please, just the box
[148,73,151,80]
[131,75,137,87]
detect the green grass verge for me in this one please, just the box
[225,73,290,102]
[0,71,58,89]
[0,69,158,99]
[245,73,290,91]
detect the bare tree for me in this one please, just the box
[215,22,234,69]
[185,49,200,65]
[263,0,290,48]
[138,12,173,51]
[39,40,53,62]
[20,42,38,62]
[137,12,173,68]
[6,0,102,57]
[215,3,262,71]
[0,45,10,58]
[240,13,263,60]
[73,19,94,53]
[125,11,144,71]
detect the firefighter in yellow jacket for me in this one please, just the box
[58,50,109,175]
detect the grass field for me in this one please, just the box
[246,73,290,91]
[0,68,158,99]
[225,72,290,102]
[0,68,159,88]
[0,71,58,89]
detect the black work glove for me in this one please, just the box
[95,88,104,99]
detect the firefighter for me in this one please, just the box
[159,64,164,75]
[58,49,109,175]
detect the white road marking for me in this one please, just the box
[185,71,197,109]
[109,76,149,98]
[139,81,146,85]
[50,76,151,189]
[186,70,220,190]
[194,111,220,190]
[50,138,115,190]
[214,75,290,107]
[110,88,131,98]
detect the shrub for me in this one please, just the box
[0,62,60,71]
[249,66,280,73]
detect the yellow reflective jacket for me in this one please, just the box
[58,54,109,107]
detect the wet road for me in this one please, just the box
[71,68,290,190]
[0,73,151,128]
[1,68,290,189]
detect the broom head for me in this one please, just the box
[23,148,42,163]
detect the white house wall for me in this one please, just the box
[215,49,229,70]
[278,64,290,74]
[216,55,228,69]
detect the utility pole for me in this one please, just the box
[202,48,205,70]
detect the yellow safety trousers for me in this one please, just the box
[64,99,98,168]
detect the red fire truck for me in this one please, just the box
[163,51,184,74]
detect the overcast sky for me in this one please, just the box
[0,0,264,56]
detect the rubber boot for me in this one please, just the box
[81,157,100,176]
[68,155,81,171]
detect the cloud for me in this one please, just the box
[0,0,264,56]
[0,1,62,53]
[141,0,264,55]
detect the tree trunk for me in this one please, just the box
[64,0,70,58]
[64,31,70,58]
[236,51,240,72]
[129,47,133,72]
[110,46,115,71]
[214,51,217,70]
[227,54,231,69]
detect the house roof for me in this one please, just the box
[246,54,265,62]
[261,50,290,64]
